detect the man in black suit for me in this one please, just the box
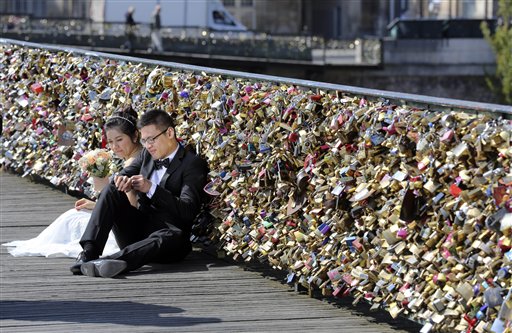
[71,109,208,278]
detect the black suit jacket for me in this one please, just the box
[119,144,208,233]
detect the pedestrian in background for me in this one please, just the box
[123,6,137,53]
[149,4,164,53]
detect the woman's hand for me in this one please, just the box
[114,174,133,193]
[75,198,96,211]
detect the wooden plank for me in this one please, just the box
[0,171,421,332]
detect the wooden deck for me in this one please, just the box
[0,171,421,333]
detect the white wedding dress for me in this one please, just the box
[2,208,120,258]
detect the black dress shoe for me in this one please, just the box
[70,251,98,275]
[80,259,127,278]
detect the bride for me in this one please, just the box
[3,107,142,258]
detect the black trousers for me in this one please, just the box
[80,184,191,272]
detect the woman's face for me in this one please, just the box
[106,128,138,160]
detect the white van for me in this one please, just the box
[91,0,248,32]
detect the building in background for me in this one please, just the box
[0,0,88,18]
[223,0,303,34]
[1,0,499,39]
[395,0,496,19]
[223,0,498,39]
[300,0,386,39]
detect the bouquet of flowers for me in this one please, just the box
[78,149,116,178]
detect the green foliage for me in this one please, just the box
[481,0,512,104]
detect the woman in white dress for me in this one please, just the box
[3,107,143,258]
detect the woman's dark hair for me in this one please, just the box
[138,109,174,131]
[105,105,139,142]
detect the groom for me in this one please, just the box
[71,109,208,278]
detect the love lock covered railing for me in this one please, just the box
[1,38,511,333]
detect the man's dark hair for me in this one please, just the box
[138,109,174,131]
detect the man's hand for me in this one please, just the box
[114,174,133,193]
[130,174,152,193]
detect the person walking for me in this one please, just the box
[123,6,137,53]
[149,4,164,53]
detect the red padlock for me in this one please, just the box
[449,183,462,197]
[498,237,512,252]
[31,83,43,94]
[81,114,94,122]
[288,132,299,143]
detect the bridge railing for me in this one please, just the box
[0,37,509,116]
[1,39,512,333]
[0,14,381,65]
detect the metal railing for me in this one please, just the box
[2,39,511,333]
[0,14,382,66]
[1,37,510,117]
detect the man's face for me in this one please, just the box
[140,124,175,160]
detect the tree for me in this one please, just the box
[481,0,512,105]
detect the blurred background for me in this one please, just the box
[0,0,508,104]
